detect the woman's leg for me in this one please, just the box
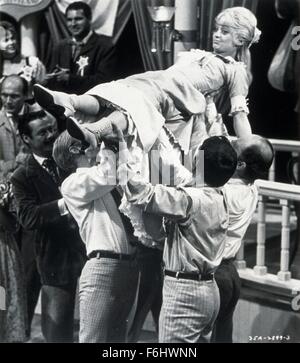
[67,110,129,148]
[33,84,101,118]
[33,84,129,146]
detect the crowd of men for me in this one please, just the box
[0,1,275,343]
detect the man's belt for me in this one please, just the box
[164,269,214,281]
[88,250,134,261]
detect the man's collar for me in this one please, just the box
[33,153,47,167]
[18,104,26,115]
[72,30,93,45]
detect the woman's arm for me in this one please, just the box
[227,62,252,137]
[233,111,252,138]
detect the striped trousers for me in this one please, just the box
[79,257,139,343]
[159,276,220,343]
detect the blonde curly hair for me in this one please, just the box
[215,7,261,80]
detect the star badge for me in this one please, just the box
[76,56,89,76]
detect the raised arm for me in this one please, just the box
[61,148,117,207]
[228,62,253,138]
[115,124,192,220]
[123,175,192,222]
[233,112,252,138]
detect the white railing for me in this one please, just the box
[236,179,300,300]
[267,138,300,182]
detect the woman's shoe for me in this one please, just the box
[66,117,98,149]
[66,117,86,142]
[33,84,75,120]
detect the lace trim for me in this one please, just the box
[229,95,249,116]
[119,198,163,249]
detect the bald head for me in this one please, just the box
[1,74,27,94]
[232,135,274,182]
[0,75,28,115]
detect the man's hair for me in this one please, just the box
[53,130,81,173]
[18,110,48,138]
[240,138,274,182]
[66,1,92,20]
[197,136,237,187]
[0,74,28,96]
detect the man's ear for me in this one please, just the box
[237,160,246,170]
[69,145,82,155]
[22,134,30,145]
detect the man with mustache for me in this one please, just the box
[11,110,86,342]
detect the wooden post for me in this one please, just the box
[20,14,38,57]
[268,153,276,181]
[254,196,268,275]
[277,199,292,281]
[173,0,198,63]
